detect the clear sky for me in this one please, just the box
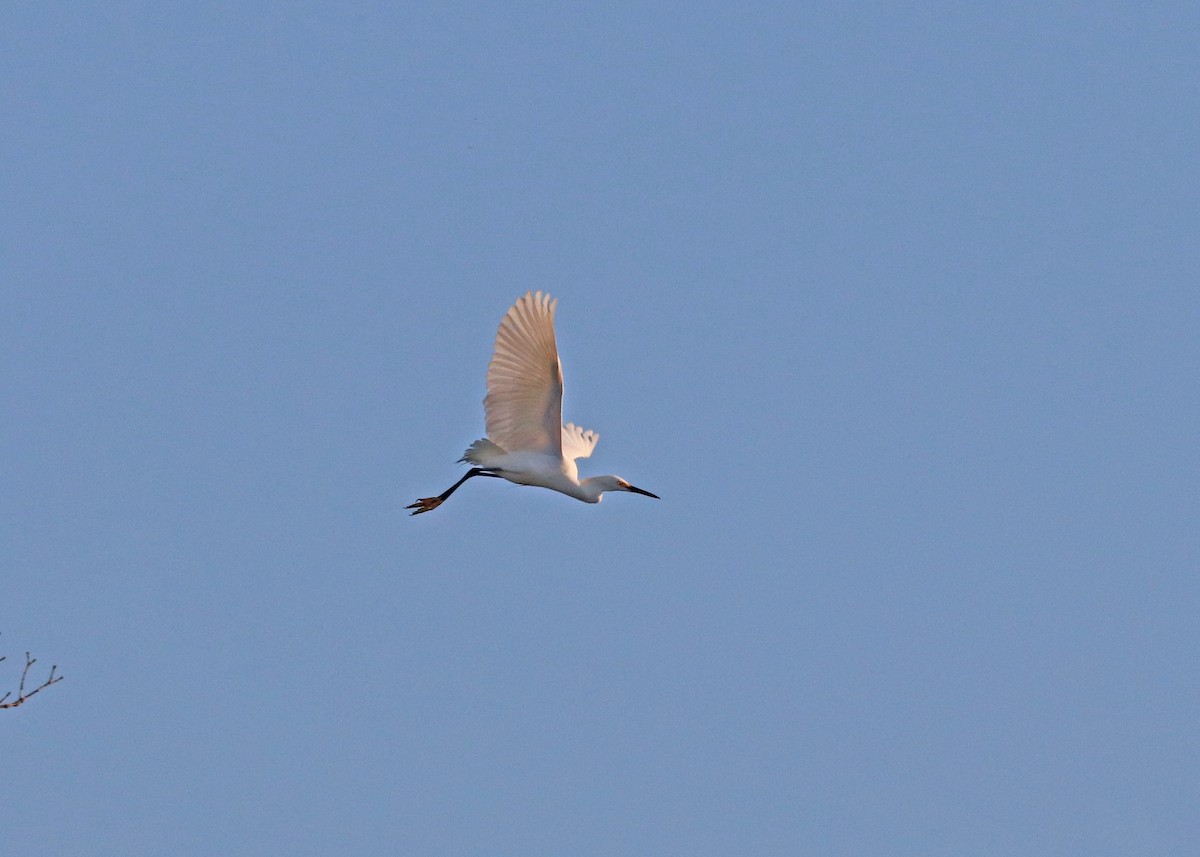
[4,3,1197,855]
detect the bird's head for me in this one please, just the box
[596,475,660,501]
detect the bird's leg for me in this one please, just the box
[407,468,501,515]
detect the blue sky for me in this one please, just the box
[3,3,1197,855]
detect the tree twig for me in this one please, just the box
[0,650,63,710]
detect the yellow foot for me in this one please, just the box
[406,496,444,515]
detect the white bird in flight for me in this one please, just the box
[408,291,659,515]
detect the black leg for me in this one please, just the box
[407,468,500,515]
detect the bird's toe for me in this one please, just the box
[406,497,443,515]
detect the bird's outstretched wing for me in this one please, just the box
[561,422,599,461]
[485,291,563,456]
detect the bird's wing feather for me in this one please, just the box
[484,291,563,456]
[561,422,599,461]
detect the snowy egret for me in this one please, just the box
[407,291,659,515]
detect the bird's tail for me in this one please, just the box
[460,438,506,467]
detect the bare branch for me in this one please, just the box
[0,642,63,710]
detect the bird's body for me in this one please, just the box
[408,292,658,514]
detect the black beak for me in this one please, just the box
[627,485,660,499]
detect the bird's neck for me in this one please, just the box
[574,477,608,504]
